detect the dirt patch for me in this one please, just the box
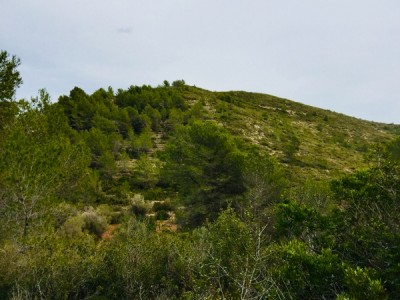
[101,224,119,240]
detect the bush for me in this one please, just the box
[131,204,147,217]
[59,215,85,238]
[342,267,387,300]
[52,202,79,229]
[82,209,108,237]
[110,210,127,224]
[155,210,169,221]
[172,79,186,88]
[153,200,173,212]
[95,204,114,222]
[131,194,150,217]
[142,187,166,200]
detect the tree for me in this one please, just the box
[0,92,91,238]
[82,128,117,175]
[0,51,22,131]
[240,152,287,223]
[172,79,186,88]
[330,158,400,297]
[58,87,94,131]
[0,50,22,102]
[163,121,246,227]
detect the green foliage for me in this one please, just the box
[133,156,160,189]
[82,127,118,173]
[155,210,169,220]
[288,179,333,211]
[387,136,400,161]
[240,152,287,223]
[59,214,86,238]
[115,84,188,121]
[0,50,22,102]
[131,204,148,217]
[0,51,22,133]
[172,79,186,88]
[2,58,400,299]
[97,220,192,299]
[163,121,246,227]
[0,100,18,132]
[128,129,153,157]
[164,107,185,132]
[330,157,400,297]
[3,233,100,299]
[275,200,323,238]
[273,199,340,252]
[281,128,301,162]
[130,194,150,217]
[144,104,162,131]
[0,93,91,238]
[268,240,345,299]
[205,209,253,293]
[59,206,111,239]
[341,266,387,300]
[153,200,173,212]
[81,208,108,237]
[58,87,93,131]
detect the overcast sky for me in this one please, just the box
[1,0,400,123]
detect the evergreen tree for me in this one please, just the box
[163,121,246,227]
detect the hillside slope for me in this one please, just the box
[3,82,400,299]
[179,86,399,181]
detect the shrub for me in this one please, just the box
[131,204,147,217]
[142,187,165,200]
[172,79,186,88]
[131,194,150,217]
[82,209,108,237]
[155,210,169,221]
[153,200,173,212]
[52,202,79,229]
[342,267,387,300]
[59,215,85,238]
[110,210,127,224]
[96,204,114,223]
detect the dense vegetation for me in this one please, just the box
[1,50,400,299]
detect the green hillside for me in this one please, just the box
[2,51,400,299]
[173,86,399,180]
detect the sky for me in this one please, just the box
[1,0,400,123]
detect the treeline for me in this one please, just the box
[1,50,400,299]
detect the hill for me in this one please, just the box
[168,86,400,181]
[2,78,400,299]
